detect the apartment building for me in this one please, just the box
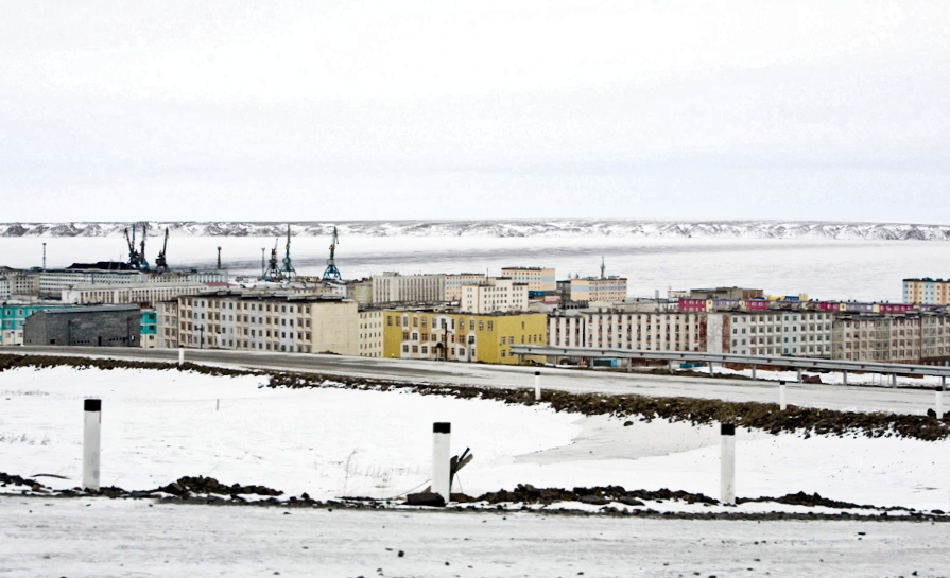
[382,310,547,365]
[903,278,950,305]
[444,273,486,302]
[711,311,833,357]
[549,311,705,352]
[161,292,358,354]
[358,309,383,357]
[372,273,445,303]
[460,277,529,314]
[831,313,950,364]
[62,282,213,307]
[569,276,627,304]
[0,277,9,300]
[500,267,555,293]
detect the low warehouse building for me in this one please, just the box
[23,304,141,347]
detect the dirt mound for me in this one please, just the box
[153,475,282,497]
[473,484,718,506]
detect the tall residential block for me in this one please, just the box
[372,273,445,304]
[903,278,950,305]
[159,292,358,354]
[500,267,555,293]
[460,277,529,314]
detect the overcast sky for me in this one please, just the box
[2,1,948,223]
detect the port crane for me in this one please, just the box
[280,225,296,279]
[123,223,151,271]
[153,228,170,273]
[323,226,342,281]
[264,238,282,281]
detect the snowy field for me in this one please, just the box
[2,235,949,301]
[3,366,950,512]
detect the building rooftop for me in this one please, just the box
[38,304,140,315]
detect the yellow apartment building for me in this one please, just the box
[382,310,547,365]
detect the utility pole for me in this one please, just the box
[42,242,47,270]
[261,247,265,279]
[217,247,222,270]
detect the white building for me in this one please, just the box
[500,267,556,293]
[358,309,384,357]
[0,277,9,300]
[62,282,214,307]
[709,311,833,357]
[372,273,445,303]
[460,277,529,314]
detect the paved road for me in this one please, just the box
[1,346,942,415]
[2,497,947,577]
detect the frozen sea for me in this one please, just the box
[2,234,949,302]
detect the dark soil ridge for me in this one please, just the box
[4,472,948,522]
[2,353,948,440]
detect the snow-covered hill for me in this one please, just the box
[1,220,949,240]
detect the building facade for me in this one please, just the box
[162,292,358,355]
[372,273,445,304]
[500,267,556,293]
[444,273,486,302]
[831,313,950,364]
[140,309,157,348]
[711,311,833,357]
[460,277,529,314]
[358,309,383,357]
[382,310,547,365]
[23,304,141,347]
[903,278,950,305]
[62,282,213,307]
[569,277,628,304]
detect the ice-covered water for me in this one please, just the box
[2,235,947,302]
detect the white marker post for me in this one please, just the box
[779,381,787,410]
[432,422,451,504]
[936,386,945,420]
[842,370,848,386]
[534,371,541,402]
[720,423,736,506]
[178,346,184,367]
[83,399,102,491]
[796,368,802,383]
[891,374,898,387]
[751,365,757,380]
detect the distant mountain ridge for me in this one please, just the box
[1,220,949,240]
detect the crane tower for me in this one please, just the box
[323,226,342,281]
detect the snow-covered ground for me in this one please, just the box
[3,497,949,578]
[2,235,948,301]
[3,366,949,512]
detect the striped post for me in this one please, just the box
[534,371,541,401]
[83,399,102,491]
[720,423,736,506]
[779,381,787,410]
[178,346,184,367]
[432,422,451,503]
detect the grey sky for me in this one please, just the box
[2,1,948,223]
